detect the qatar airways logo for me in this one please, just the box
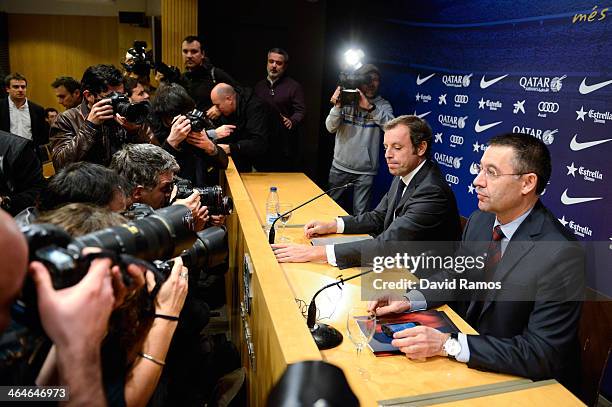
[442,74,473,88]
[434,152,463,169]
[512,126,557,145]
[438,114,467,129]
[519,75,566,93]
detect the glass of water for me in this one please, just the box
[346,306,376,378]
[277,203,293,242]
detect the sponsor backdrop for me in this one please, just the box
[362,1,610,295]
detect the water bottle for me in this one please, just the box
[265,186,280,233]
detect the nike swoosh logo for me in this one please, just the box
[415,110,431,118]
[579,78,612,95]
[561,189,603,205]
[570,134,612,151]
[416,73,435,85]
[474,120,503,133]
[480,74,508,89]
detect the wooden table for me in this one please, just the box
[224,167,582,406]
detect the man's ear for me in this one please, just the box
[132,185,145,202]
[521,173,538,195]
[416,141,428,157]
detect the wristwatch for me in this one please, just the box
[443,332,461,360]
[0,196,11,211]
[367,103,377,113]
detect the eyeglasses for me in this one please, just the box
[474,163,529,180]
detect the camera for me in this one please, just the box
[13,205,197,330]
[185,109,215,133]
[122,203,228,279]
[107,92,151,124]
[338,71,375,107]
[173,178,233,216]
[122,40,154,78]
[154,61,181,84]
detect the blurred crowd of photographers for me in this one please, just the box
[0,37,255,407]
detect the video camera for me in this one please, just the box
[338,70,376,107]
[122,40,154,78]
[107,91,151,124]
[13,205,196,330]
[173,178,233,216]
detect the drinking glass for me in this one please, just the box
[346,306,376,377]
[277,203,293,242]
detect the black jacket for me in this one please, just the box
[216,87,275,172]
[179,63,237,112]
[0,97,49,147]
[334,160,462,269]
[0,130,46,215]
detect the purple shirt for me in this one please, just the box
[254,76,306,125]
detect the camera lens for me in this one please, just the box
[71,205,196,261]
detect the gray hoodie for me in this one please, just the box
[325,95,394,175]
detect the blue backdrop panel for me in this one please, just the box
[362,0,611,295]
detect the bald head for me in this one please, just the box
[211,83,237,116]
[0,210,28,332]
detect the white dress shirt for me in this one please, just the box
[8,98,32,140]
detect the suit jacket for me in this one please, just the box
[0,97,49,147]
[334,160,462,269]
[424,201,584,388]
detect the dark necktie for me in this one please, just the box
[485,225,505,273]
[467,225,505,326]
[393,179,407,214]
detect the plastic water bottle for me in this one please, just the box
[265,186,280,233]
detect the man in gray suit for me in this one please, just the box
[272,115,461,268]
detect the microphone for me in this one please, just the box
[306,268,374,350]
[268,183,353,244]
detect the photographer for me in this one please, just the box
[50,64,157,170]
[110,143,209,230]
[150,83,229,188]
[124,76,150,104]
[326,64,394,215]
[32,203,188,407]
[0,208,140,407]
[0,130,46,216]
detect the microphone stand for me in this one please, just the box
[307,268,373,350]
[268,183,353,244]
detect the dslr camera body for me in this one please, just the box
[107,92,151,125]
[173,178,233,216]
[184,109,215,133]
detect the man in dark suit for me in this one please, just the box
[368,133,584,390]
[272,115,461,268]
[0,73,48,149]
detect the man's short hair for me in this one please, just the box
[80,64,123,95]
[183,35,203,51]
[4,72,27,87]
[36,203,126,237]
[356,64,380,78]
[51,76,81,93]
[268,47,289,63]
[42,162,128,210]
[383,115,433,157]
[110,143,180,191]
[489,133,551,195]
[44,107,58,116]
[124,76,148,97]
[151,83,195,120]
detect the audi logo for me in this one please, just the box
[454,95,469,104]
[537,101,559,113]
[449,135,464,145]
[445,174,460,184]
